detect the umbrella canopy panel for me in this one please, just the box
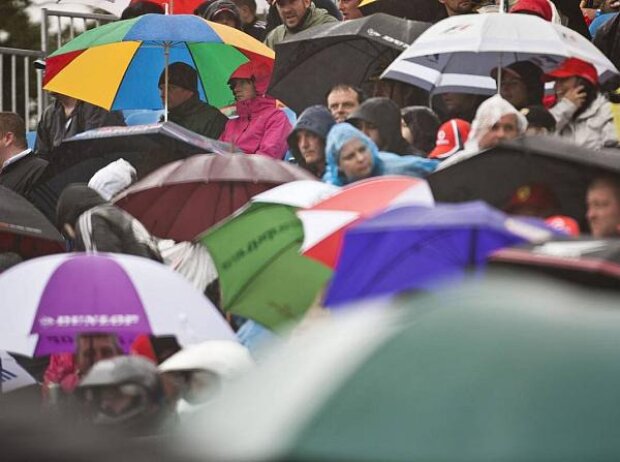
[268,14,431,113]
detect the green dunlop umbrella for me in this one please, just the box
[199,183,336,330]
[181,274,620,461]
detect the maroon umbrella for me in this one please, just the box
[114,153,316,241]
[0,186,64,258]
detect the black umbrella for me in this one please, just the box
[0,186,64,258]
[428,135,620,226]
[268,13,431,113]
[359,0,446,22]
[489,237,620,290]
[29,122,236,223]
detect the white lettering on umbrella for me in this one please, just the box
[37,314,140,328]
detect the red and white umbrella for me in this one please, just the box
[297,176,435,268]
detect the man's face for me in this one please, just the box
[338,0,363,19]
[76,335,120,375]
[327,88,360,123]
[440,92,477,116]
[276,0,312,29]
[297,129,325,166]
[439,0,473,15]
[499,75,529,110]
[160,84,195,109]
[587,180,620,237]
[478,113,520,150]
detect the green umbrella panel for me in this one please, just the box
[200,203,332,330]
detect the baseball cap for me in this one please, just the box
[510,0,552,21]
[545,215,580,236]
[542,58,599,86]
[428,118,471,159]
[505,184,558,214]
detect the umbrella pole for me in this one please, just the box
[164,43,170,122]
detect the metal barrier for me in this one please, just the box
[0,47,45,130]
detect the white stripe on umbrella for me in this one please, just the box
[0,253,236,357]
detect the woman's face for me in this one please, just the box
[554,76,579,100]
[338,137,373,181]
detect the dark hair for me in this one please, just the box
[232,0,257,14]
[194,0,216,16]
[401,106,441,155]
[0,112,27,148]
[325,84,367,106]
[120,0,165,19]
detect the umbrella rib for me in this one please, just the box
[185,43,210,102]
[108,41,143,110]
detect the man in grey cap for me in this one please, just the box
[287,105,335,178]
[159,62,228,140]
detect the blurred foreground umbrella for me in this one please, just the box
[359,0,446,22]
[181,275,620,461]
[200,181,338,330]
[0,253,236,357]
[490,237,620,290]
[0,350,36,393]
[298,176,434,268]
[383,13,618,95]
[325,201,554,305]
[428,136,620,226]
[115,154,315,241]
[268,14,430,113]
[0,186,63,258]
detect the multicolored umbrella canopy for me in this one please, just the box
[0,253,237,357]
[325,201,554,306]
[298,176,435,269]
[43,14,275,111]
[182,275,620,461]
[200,182,337,330]
[114,154,316,241]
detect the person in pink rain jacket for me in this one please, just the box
[220,61,292,159]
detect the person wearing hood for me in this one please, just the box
[232,0,267,41]
[158,62,228,140]
[544,58,618,149]
[401,106,442,156]
[203,0,242,28]
[88,159,137,201]
[347,97,421,156]
[491,61,545,110]
[56,183,162,261]
[264,0,338,50]
[322,123,439,186]
[287,105,335,178]
[158,340,254,419]
[437,94,528,170]
[219,62,292,159]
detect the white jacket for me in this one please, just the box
[550,93,618,150]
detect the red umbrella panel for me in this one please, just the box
[297,176,435,269]
[114,153,316,241]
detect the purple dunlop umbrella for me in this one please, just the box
[324,201,555,306]
[0,253,236,357]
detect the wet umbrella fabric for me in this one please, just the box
[43,14,274,111]
[114,153,315,241]
[359,0,446,22]
[490,237,620,290]
[324,201,553,306]
[383,13,618,95]
[200,182,337,330]
[268,14,431,113]
[0,253,237,357]
[0,186,64,258]
[427,135,620,226]
[183,275,620,461]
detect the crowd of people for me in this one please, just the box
[2,0,620,445]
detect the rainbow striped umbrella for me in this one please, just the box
[43,14,275,114]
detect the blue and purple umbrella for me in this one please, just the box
[325,201,555,306]
[0,253,237,356]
